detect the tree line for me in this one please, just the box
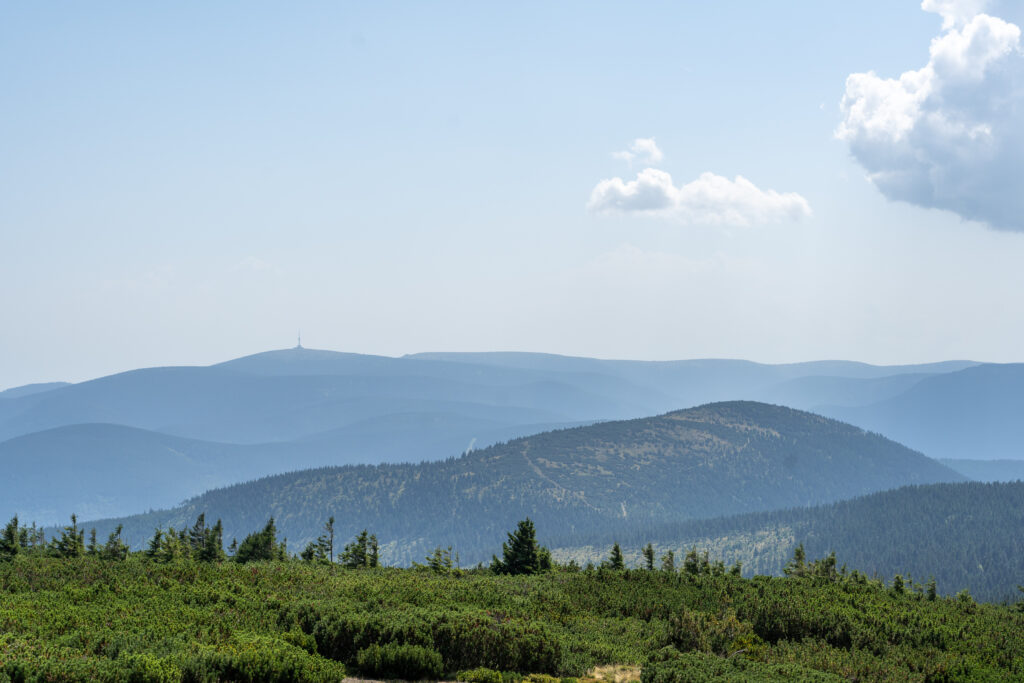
[5,510,1022,611]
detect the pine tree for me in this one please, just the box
[235,518,280,563]
[490,518,543,575]
[368,534,379,568]
[660,550,676,573]
[146,529,163,559]
[538,545,552,572]
[423,546,453,573]
[319,517,335,563]
[198,519,225,562]
[683,547,700,575]
[784,543,808,577]
[188,513,207,558]
[53,514,85,559]
[642,543,655,571]
[102,525,129,561]
[87,528,98,556]
[341,529,370,568]
[27,522,43,552]
[926,577,938,601]
[0,515,21,560]
[607,543,625,570]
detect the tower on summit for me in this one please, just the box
[296,331,303,349]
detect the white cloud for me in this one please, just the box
[923,0,990,29]
[838,2,1024,230]
[588,168,811,226]
[612,138,664,166]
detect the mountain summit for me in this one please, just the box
[86,401,963,564]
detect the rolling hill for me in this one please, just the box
[1,349,980,447]
[552,481,1024,603]
[3,348,996,524]
[0,416,583,525]
[822,363,1024,460]
[71,401,965,565]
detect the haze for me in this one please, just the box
[4,0,1024,390]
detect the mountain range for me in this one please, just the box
[3,348,1016,523]
[72,401,964,565]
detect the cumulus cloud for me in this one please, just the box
[922,0,990,29]
[612,138,664,166]
[837,1,1024,230]
[588,168,811,226]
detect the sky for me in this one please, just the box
[2,0,1024,389]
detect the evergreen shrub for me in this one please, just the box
[355,642,444,680]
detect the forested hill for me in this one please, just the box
[77,401,964,564]
[555,481,1024,603]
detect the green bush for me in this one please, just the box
[525,675,560,683]
[457,667,504,683]
[642,648,845,683]
[355,642,444,680]
[665,609,755,656]
[179,633,345,683]
[119,652,182,682]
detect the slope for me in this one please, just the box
[0,416,584,525]
[553,481,1024,603]
[940,458,1024,482]
[824,363,1024,460]
[74,401,965,565]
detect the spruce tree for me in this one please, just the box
[642,543,655,571]
[319,516,335,563]
[188,513,207,558]
[198,519,225,562]
[102,525,128,561]
[54,514,85,559]
[146,529,163,559]
[491,518,543,575]
[607,543,624,570]
[660,550,676,573]
[368,534,379,568]
[341,529,370,568]
[0,515,21,560]
[424,546,453,573]
[683,547,700,575]
[784,543,808,577]
[235,518,280,563]
[300,542,317,562]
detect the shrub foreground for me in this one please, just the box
[0,558,1021,682]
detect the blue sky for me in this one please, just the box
[2,1,1024,388]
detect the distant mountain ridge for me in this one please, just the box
[75,401,964,565]
[940,458,1024,482]
[0,382,70,400]
[822,363,1024,460]
[3,348,1006,524]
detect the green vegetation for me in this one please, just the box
[0,546,1021,682]
[75,402,963,565]
[491,518,551,575]
[556,481,1024,603]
